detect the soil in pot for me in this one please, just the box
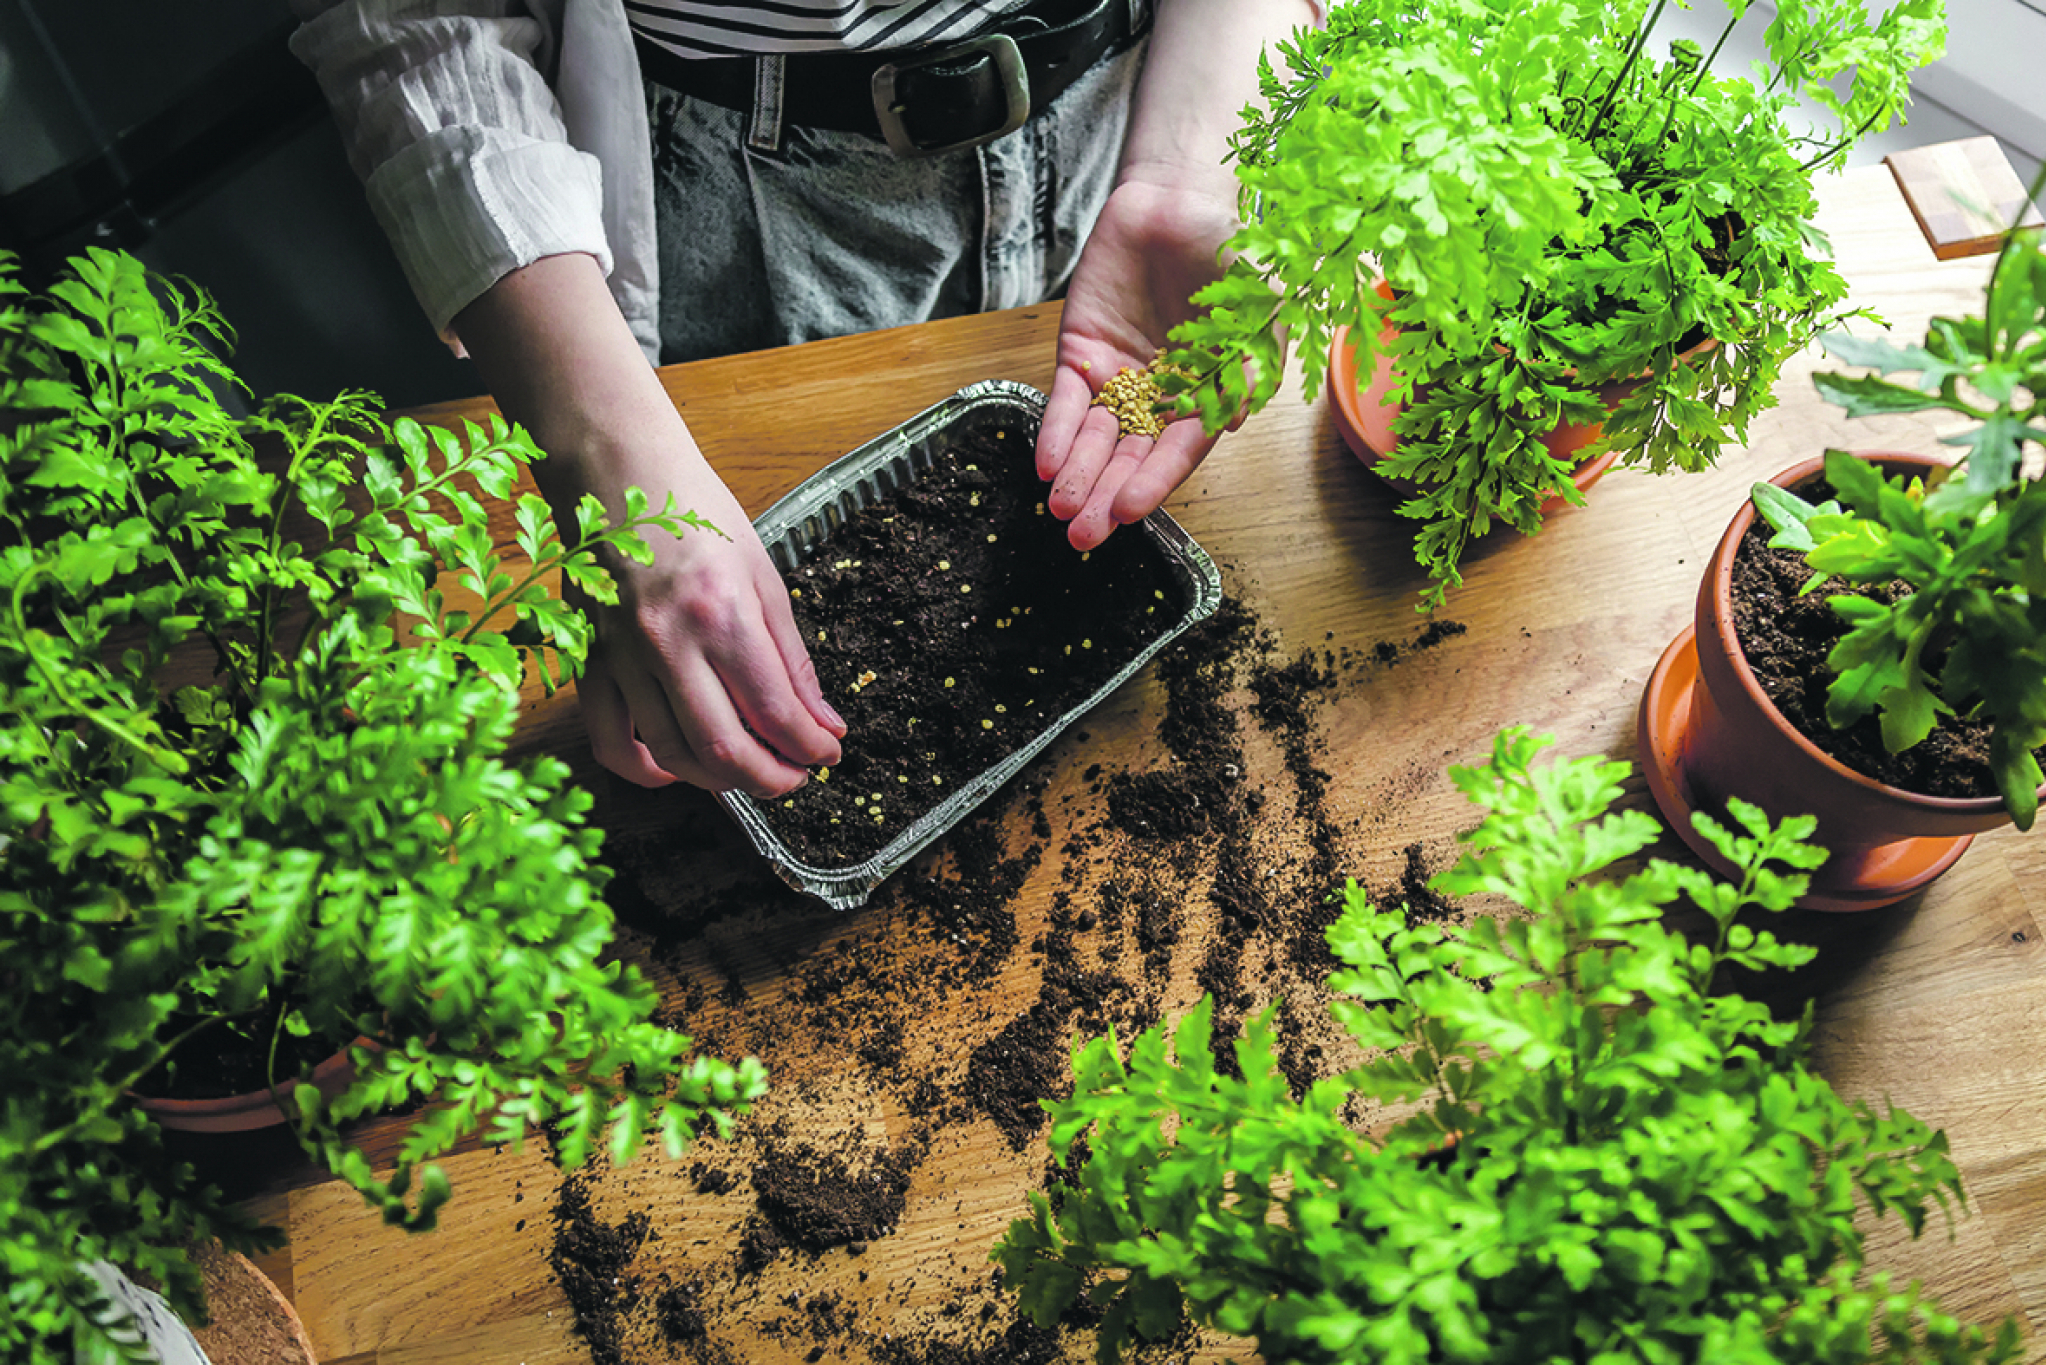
[1729,487,2019,800]
[768,410,1189,867]
[131,1017,349,1103]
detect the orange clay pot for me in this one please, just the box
[137,1036,373,1134]
[1637,451,2040,911]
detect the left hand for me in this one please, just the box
[1037,176,1243,550]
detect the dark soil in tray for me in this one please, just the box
[767,408,1190,867]
[1731,503,2012,799]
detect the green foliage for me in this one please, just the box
[1755,199,2046,828]
[1162,0,1942,608]
[994,729,2019,1365]
[0,248,765,1363]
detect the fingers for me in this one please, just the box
[1064,430,1150,551]
[754,559,849,740]
[578,655,681,789]
[1108,419,1217,527]
[1046,404,1124,522]
[1035,365,1097,482]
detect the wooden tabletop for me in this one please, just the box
[234,159,2045,1364]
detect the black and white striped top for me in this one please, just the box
[627,0,1037,59]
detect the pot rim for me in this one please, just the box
[1705,450,2029,817]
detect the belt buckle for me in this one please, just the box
[871,33,1029,159]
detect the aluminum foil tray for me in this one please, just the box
[715,378,1223,911]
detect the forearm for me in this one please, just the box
[451,253,700,518]
[1117,0,1323,195]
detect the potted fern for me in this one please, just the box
[1639,192,2046,909]
[0,247,766,1364]
[995,728,2019,1364]
[1163,0,1945,608]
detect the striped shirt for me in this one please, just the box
[627,0,1037,59]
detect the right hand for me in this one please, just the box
[452,253,842,798]
[574,454,844,797]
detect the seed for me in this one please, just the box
[871,793,884,803]
[933,776,943,785]
[834,559,852,569]
[790,587,801,598]
[1035,503,1046,515]
[898,775,909,783]
[982,719,994,729]
[969,493,981,507]
[944,677,956,688]
[817,629,827,641]
[996,430,1006,439]
[817,767,830,781]
[987,534,997,543]
[994,704,1006,713]
[1080,551,1090,562]
[1080,360,1092,372]
[1090,358,1190,438]
[1082,638,1093,649]
[937,559,951,571]
[960,584,971,594]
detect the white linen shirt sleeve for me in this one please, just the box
[288,0,658,363]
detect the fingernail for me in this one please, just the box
[820,702,846,731]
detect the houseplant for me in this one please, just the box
[0,247,767,1364]
[1158,0,1945,608]
[1638,194,2045,907]
[994,728,2020,1364]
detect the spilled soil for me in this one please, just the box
[542,570,1488,1360]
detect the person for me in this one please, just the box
[289,0,1316,799]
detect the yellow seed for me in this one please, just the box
[1080,551,1090,562]
[817,629,827,641]
[987,534,997,543]
[960,584,971,594]
[1083,639,1093,649]
[1035,503,1046,516]
[1080,360,1092,372]
[790,587,801,598]
[938,559,951,571]
[944,677,956,688]
[817,767,830,781]
[933,776,943,785]
[871,793,884,802]
[982,719,994,729]
[996,430,1006,439]
[898,775,909,783]
[970,493,981,507]
[995,704,1007,714]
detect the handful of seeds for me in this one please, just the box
[1091,358,1190,439]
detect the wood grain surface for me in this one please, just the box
[222,158,2046,1364]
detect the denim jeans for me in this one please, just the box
[646,37,1146,365]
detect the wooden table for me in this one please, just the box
[237,160,2045,1364]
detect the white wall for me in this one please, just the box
[1651,0,2045,186]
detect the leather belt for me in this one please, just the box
[634,0,1144,158]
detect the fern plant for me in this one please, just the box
[996,729,2017,1365]
[1163,0,1943,608]
[0,247,765,1364]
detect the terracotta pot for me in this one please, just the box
[138,1036,371,1134]
[1327,321,1624,511]
[1637,451,2039,911]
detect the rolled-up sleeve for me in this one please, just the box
[289,1,613,352]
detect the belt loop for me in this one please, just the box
[747,53,786,153]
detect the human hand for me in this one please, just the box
[1037,176,1243,551]
[574,456,845,797]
